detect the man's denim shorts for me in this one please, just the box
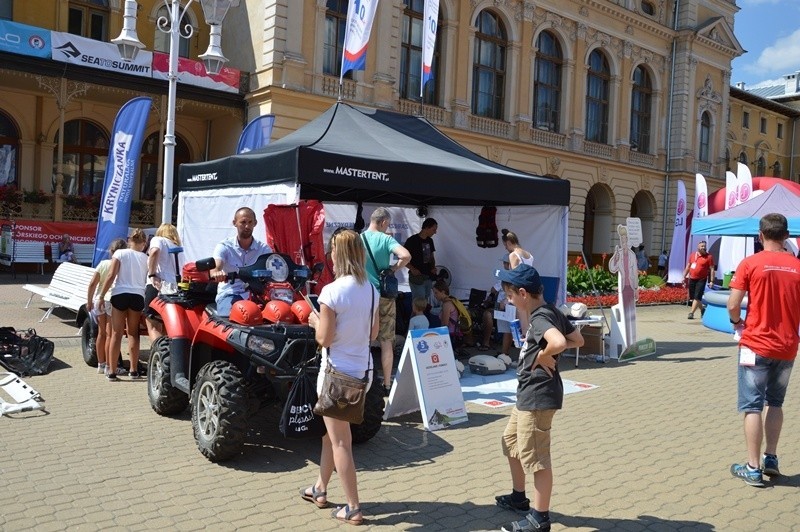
[737,351,794,412]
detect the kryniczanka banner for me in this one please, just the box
[420,0,439,95]
[667,180,687,284]
[340,0,380,81]
[92,97,152,266]
[236,114,275,154]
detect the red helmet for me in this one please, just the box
[229,300,262,326]
[263,300,296,324]
[291,300,313,324]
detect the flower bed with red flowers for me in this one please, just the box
[567,285,688,307]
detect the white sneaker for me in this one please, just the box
[97,363,107,374]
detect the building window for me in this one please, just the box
[742,111,749,129]
[472,10,506,119]
[139,132,190,201]
[68,0,109,41]
[760,117,767,134]
[738,151,748,165]
[53,120,109,197]
[585,49,610,144]
[777,123,784,139]
[699,112,710,163]
[630,66,652,152]
[641,1,656,16]
[324,0,349,77]
[0,0,12,21]
[756,157,766,176]
[0,110,19,187]
[399,0,441,105]
[773,161,782,177]
[154,4,192,58]
[533,31,562,132]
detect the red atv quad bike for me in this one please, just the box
[146,252,385,462]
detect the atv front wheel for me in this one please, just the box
[148,336,189,416]
[350,383,385,444]
[81,316,97,367]
[191,360,248,462]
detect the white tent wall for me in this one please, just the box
[177,183,300,261]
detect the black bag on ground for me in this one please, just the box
[0,327,55,376]
[280,367,326,439]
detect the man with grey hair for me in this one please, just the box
[362,207,411,395]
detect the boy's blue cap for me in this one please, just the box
[496,264,542,293]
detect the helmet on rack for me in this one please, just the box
[263,300,296,324]
[291,300,313,324]
[229,300,262,326]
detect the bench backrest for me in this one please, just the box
[49,262,97,300]
[52,242,95,265]
[13,242,46,264]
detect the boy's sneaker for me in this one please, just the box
[97,363,107,374]
[495,494,530,514]
[762,454,780,476]
[501,512,551,532]
[730,463,765,487]
[106,373,118,382]
[129,371,141,379]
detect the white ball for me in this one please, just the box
[497,353,513,367]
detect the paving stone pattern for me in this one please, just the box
[1,278,799,531]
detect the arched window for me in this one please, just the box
[53,120,109,196]
[756,156,766,176]
[139,132,190,201]
[585,49,610,143]
[154,4,192,58]
[472,10,506,119]
[324,0,349,77]
[400,0,441,104]
[533,31,562,132]
[0,111,19,187]
[772,161,782,178]
[738,151,748,165]
[68,0,109,41]
[699,112,711,163]
[630,66,652,152]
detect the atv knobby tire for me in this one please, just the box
[81,316,98,367]
[191,360,248,462]
[350,383,385,444]
[148,336,189,416]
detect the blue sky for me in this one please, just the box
[731,0,800,88]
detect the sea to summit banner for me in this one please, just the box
[51,31,152,78]
[92,97,152,266]
[340,0,380,81]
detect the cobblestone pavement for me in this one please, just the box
[1,276,798,531]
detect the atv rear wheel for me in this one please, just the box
[148,336,189,416]
[350,383,384,444]
[191,360,248,462]
[81,316,97,367]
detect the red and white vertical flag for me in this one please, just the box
[667,180,688,284]
[688,173,709,260]
[340,0,380,83]
[717,170,739,280]
[420,0,439,97]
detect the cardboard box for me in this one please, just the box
[581,324,604,354]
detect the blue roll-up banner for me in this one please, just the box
[236,114,275,154]
[0,20,51,58]
[92,97,152,267]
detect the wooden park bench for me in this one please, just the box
[51,243,95,265]
[22,262,96,322]
[7,241,47,278]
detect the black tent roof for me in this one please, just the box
[178,102,569,206]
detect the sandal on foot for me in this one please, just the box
[299,486,329,508]
[331,505,363,526]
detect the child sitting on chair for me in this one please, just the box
[409,297,430,331]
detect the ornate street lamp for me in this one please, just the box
[112,0,238,224]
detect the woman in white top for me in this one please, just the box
[144,223,185,341]
[86,238,127,374]
[502,229,534,268]
[99,229,148,381]
[303,229,378,526]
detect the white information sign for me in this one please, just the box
[493,302,516,322]
[625,217,643,246]
[383,327,468,430]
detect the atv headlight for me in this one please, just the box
[246,335,276,355]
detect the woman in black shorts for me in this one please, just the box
[98,229,148,381]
